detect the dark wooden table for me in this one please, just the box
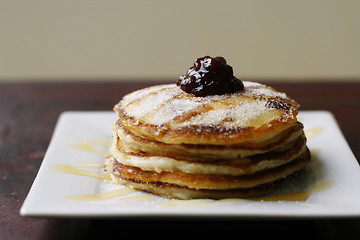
[1,80,360,239]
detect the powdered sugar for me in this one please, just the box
[124,84,177,119]
[121,82,294,128]
[150,98,203,125]
[177,100,277,129]
[246,87,287,99]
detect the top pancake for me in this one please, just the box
[115,81,299,145]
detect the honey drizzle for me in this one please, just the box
[71,162,104,168]
[72,144,108,156]
[50,163,156,202]
[304,127,323,140]
[120,195,155,201]
[67,189,155,202]
[66,187,136,201]
[71,139,111,157]
[50,164,111,182]
[71,139,111,147]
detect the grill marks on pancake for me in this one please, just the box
[118,85,297,136]
[169,94,237,125]
[122,85,174,109]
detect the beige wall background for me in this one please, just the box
[0,0,359,82]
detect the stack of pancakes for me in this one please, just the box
[106,81,311,199]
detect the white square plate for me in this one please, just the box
[20,111,360,218]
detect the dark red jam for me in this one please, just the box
[177,56,244,97]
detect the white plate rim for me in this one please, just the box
[20,110,360,218]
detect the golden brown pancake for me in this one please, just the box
[110,150,310,190]
[106,81,311,199]
[111,132,308,176]
[114,120,304,160]
[115,82,299,145]
[105,152,309,199]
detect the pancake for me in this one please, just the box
[106,155,297,200]
[115,82,299,145]
[110,149,310,190]
[107,75,311,199]
[110,131,308,176]
[114,120,304,159]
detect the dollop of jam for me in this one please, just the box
[177,56,244,97]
